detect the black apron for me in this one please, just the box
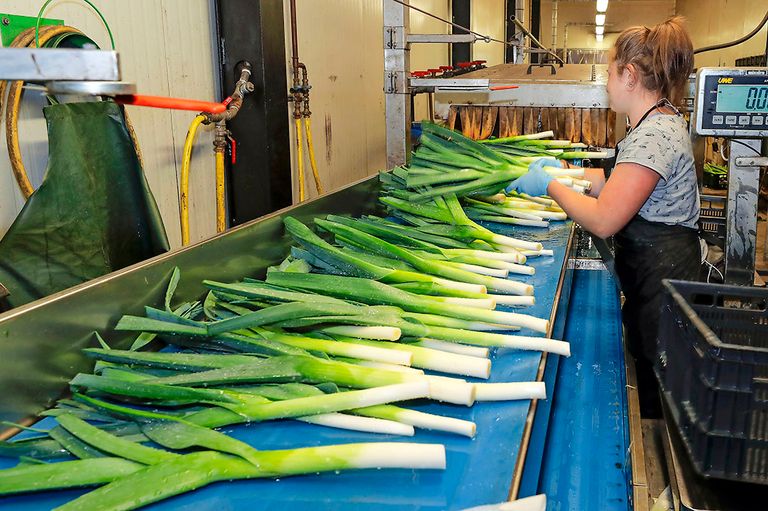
[612,100,701,364]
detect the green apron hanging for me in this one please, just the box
[0,101,169,308]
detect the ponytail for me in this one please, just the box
[613,17,694,104]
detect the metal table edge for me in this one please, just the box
[0,173,379,326]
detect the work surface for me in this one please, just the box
[0,219,573,510]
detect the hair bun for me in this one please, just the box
[613,16,694,104]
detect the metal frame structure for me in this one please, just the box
[214,0,292,226]
[692,67,768,285]
[505,0,527,64]
[0,47,119,81]
[383,0,411,168]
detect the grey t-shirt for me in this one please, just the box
[615,114,699,229]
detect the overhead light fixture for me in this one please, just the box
[595,14,606,26]
[596,34,604,42]
[596,0,609,13]
[595,26,605,36]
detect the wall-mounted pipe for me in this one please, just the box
[551,0,558,50]
[287,0,323,200]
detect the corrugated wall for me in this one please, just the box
[0,0,220,248]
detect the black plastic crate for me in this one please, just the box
[662,389,768,484]
[656,280,768,483]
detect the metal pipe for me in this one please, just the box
[551,0,558,50]
[204,63,254,123]
[563,23,568,62]
[289,0,300,89]
[289,0,303,119]
[510,15,564,65]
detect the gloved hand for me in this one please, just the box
[505,158,563,196]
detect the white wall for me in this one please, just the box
[0,0,220,248]
[284,0,388,203]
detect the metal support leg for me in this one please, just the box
[451,0,471,67]
[505,0,526,64]
[724,138,763,285]
[384,0,411,168]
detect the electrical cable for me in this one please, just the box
[388,0,501,44]
[694,9,768,55]
[179,114,206,246]
[214,149,226,234]
[2,25,143,200]
[387,0,564,65]
[303,117,324,195]
[295,117,306,202]
[35,0,115,50]
[704,258,724,283]
[4,25,86,198]
[729,139,764,156]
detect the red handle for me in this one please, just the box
[489,85,519,91]
[115,94,227,114]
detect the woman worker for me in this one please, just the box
[507,17,701,416]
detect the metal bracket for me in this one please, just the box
[0,48,120,81]
[384,26,405,50]
[384,70,407,94]
[724,138,762,285]
[735,156,768,168]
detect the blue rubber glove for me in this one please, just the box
[505,158,563,196]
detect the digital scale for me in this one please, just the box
[693,67,768,285]
[694,67,768,137]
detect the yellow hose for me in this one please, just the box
[303,117,324,195]
[4,25,84,199]
[214,149,226,233]
[180,114,206,246]
[295,117,305,202]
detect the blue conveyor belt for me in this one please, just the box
[0,221,573,510]
[538,268,631,510]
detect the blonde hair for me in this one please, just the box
[612,16,694,104]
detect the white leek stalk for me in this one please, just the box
[299,413,415,436]
[474,382,546,401]
[414,339,489,358]
[488,294,535,306]
[354,405,477,438]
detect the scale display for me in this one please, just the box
[716,84,768,113]
[694,67,768,136]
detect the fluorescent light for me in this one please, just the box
[596,0,608,12]
[596,34,604,42]
[595,13,606,26]
[595,26,605,35]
